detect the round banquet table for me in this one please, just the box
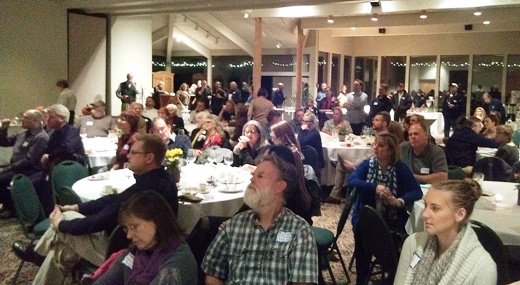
[406,181,520,246]
[320,132,373,185]
[476,146,520,162]
[82,137,117,168]
[72,165,250,234]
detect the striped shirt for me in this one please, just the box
[202,208,318,284]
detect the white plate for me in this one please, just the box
[219,187,243,193]
[88,175,106,181]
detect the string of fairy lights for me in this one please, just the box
[152,60,314,68]
[391,61,520,68]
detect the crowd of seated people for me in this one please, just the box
[3,78,516,285]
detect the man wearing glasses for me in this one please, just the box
[13,134,178,285]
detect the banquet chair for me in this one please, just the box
[513,131,520,147]
[358,205,399,285]
[302,145,321,180]
[56,186,84,205]
[472,156,513,182]
[9,174,51,285]
[51,160,89,203]
[447,165,466,180]
[311,187,356,284]
[470,220,510,285]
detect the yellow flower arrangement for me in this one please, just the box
[165,148,183,171]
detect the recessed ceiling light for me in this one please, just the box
[327,15,334,24]
[244,12,250,19]
[371,13,378,21]
[276,42,282,48]
[483,20,490,25]
[351,27,357,30]
[175,38,182,43]
[420,10,427,19]
[474,11,482,16]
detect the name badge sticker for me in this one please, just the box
[122,253,134,269]
[276,231,292,243]
[22,141,29,147]
[373,102,378,106]
[123,144,130,150]
[409,253,421,269]
[86,121,94,126]
[420,167,430,174]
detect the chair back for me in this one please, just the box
[106,225,131,259]
[51,160,89,202]
[301,145,319,170]
[473,157,513,182]
[9,174,46,239]
[470,220,510,285]
[334,187,357,242]
[513,131,520,147]
[447,165,466,180]
[56,186,83,205]
[358,205,399,283]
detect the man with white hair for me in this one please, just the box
[166,104,185,134]
[229,81,242,104]
[202,152,318,285]
[116,73,139,111]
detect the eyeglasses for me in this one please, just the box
[303,120,313,123]
[122,224,140,233]
[129,150,150,155]
[245,129,257,134]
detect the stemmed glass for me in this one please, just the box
[223,154,233,166]
[123,162,132,180]
[186,149,196,165]
[80,128,88,139]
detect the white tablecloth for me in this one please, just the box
[82,137,117,168]
[72,165,249,233]
[407,181,520,246]
[274,107,295,121]
[406,111,444,134]
[476,146,520,161]
[320,132,372,185]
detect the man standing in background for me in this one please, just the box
[56,80,77,125]
[442,83,465,138]
[116,73,139,111]
[343,79,368,135]
[391,83,412,122]
[272,82,285,108]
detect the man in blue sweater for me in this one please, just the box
[13,134,178,285]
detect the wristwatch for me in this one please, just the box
[397,198,405,208]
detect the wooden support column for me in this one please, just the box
[295,20,304,109]
[253,18,262,98]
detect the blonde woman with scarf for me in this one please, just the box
[394,179,496,285]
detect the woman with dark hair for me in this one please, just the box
[112,111,140,170]
[395,179,496,284]
[218,100,236,123]
[348,132,422,285]
[483,113,499,139]
[233,120,269,166]
[93,191,198,285]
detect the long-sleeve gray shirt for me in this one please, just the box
[344,92,368,124]
[0,126,49,173]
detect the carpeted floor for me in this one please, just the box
[0,202,355,285]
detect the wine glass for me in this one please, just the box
[80,127,88,139]
[186,149,196,164]
[223,155,233,166]
[123,162,132,179]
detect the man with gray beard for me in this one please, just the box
[202,153,318,285]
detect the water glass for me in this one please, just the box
[473,172,484,186]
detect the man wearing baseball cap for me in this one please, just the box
[75,100,115,137]
[442,83,465,138]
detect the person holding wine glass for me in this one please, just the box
[232,120,269,167]
[193,115,225,158]
[112,111,140,170]
[90,190,198,285]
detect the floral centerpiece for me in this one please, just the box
[337,123,348,135]
[165,148,183,182]
[337,123,348,141]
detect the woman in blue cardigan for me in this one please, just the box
[348,132,422,285]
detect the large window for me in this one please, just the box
[507,55,520,101]
[343,56,351,90]
[381,56,406,90]
[331,54,340,92]
[472,55,504,101]
[409,56,437,104]
[318,52,329,87]
[354,56,378,101]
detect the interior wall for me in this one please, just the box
[0,0,67,118]
[350,31,520,56]
[109,16,153,115]
[69,13,107,114]
[318,30,355,55]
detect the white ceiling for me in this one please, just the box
[64,0,520,56]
